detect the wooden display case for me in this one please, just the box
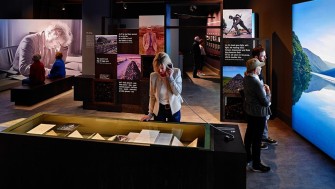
[0,113,246,189]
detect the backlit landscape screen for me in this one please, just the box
[292,0,335,160]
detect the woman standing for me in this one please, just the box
[140,52,183,122]
[243,58,272,172]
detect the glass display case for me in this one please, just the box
[3,112,208,148]
[0,113,246,189]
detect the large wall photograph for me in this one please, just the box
[223,9,252,38]
[293,0,335,160]
[94,35,116,79]
[95,35,117,54]
[0,19,82,77]
[117,54,141,80]
[139,15,164,55]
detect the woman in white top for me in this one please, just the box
[140,52,183,122]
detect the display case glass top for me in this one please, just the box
[3,112,209,149]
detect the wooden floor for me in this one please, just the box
[1,70,335,188]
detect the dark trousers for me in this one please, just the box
[193,58,201,77]
[154,103,181,122]
[199,55,205,71]
[244,114,266,166]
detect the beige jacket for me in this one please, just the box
[148,68,183,115]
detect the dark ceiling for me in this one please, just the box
[13,0,311,19]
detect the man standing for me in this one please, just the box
[143,26,157,55]
[252,46,278,150]
[191,36,201,78]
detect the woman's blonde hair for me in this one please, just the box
[152,52,172,73]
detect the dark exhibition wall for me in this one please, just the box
[0,0,33,19]
[82,0,110,75]
[0,0,299,126]
[248,0,293,124]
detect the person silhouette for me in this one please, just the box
[191,36,201,78]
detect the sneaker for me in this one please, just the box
[193,75,200,78]
[246,161,252,171]
[262,137,278,145]
[260,142,268,150]
[251,163,271,173]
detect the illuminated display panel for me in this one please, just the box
[292,0,335,160]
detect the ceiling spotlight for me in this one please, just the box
[61,4,65,11]
[123,2,127,10]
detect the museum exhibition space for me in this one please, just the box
[0,0,335,189]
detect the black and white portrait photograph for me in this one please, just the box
[0,19,82,79]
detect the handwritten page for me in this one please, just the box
[154,133,173,145]
[133,129,160,144]
[27,124,56,134]
[127,132,139,142]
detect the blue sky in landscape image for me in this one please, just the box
[293,0,335,63]
[222,66,245,78]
